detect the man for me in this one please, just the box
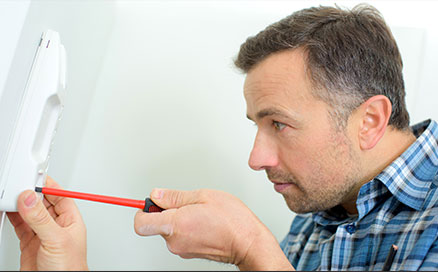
[7,4,438,270]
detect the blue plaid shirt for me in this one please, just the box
[280,119,438,271]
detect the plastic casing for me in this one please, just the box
[0,30,66,211]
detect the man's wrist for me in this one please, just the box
[236,225,294,271]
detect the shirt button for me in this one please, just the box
[346,224,356,234]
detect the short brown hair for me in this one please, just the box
[235,4,410,130]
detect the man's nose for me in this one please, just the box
[248,131,279,171]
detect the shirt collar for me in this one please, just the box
[373,119,438,211]
[313,119,438,226]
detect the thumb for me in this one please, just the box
[150,188,203,209]
[17,190,61,241]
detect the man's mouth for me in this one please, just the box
[273,183,292,193]
[270,180,294,193]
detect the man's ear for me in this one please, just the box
[358,95,392,150]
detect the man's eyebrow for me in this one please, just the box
[247,108,298,122]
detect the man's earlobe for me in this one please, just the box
[358,95,392,150]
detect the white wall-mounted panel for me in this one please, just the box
[0,0,31,250]
[0,0,115,268]
[0,30,67,212]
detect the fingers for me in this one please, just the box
[16,190,62,242]
[134,189,205,237]
[150,188,203,209]
[6,212,34,241]
[7,212,38,253]
[43,176,63,206]
[7,211,25,229]
[43,176,83,225]
[134,209,175,236]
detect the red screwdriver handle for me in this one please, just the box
[144,197,164,213]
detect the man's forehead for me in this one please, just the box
[243,49,320,125]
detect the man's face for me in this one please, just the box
[244,49,362,214]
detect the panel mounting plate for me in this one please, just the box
[0,30,66,212]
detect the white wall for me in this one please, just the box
[0,0,30,97]
[1,0,438,270]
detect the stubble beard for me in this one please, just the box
[281,169,359,214]
[267,136,361,214]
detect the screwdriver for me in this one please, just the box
[35,187,164,213]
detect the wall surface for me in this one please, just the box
[1,0,438,270]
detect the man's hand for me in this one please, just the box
[134,188,293,271]
[7,176,88,271]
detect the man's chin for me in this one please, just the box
[283,195,333,214]
[283,197,313,214]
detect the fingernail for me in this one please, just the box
[152,189,164,199]
[24,191,37,208]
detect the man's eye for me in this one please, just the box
[273,121,286,131]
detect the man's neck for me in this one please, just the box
[341,127,417,215]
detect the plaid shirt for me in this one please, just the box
[280,119,438,271]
